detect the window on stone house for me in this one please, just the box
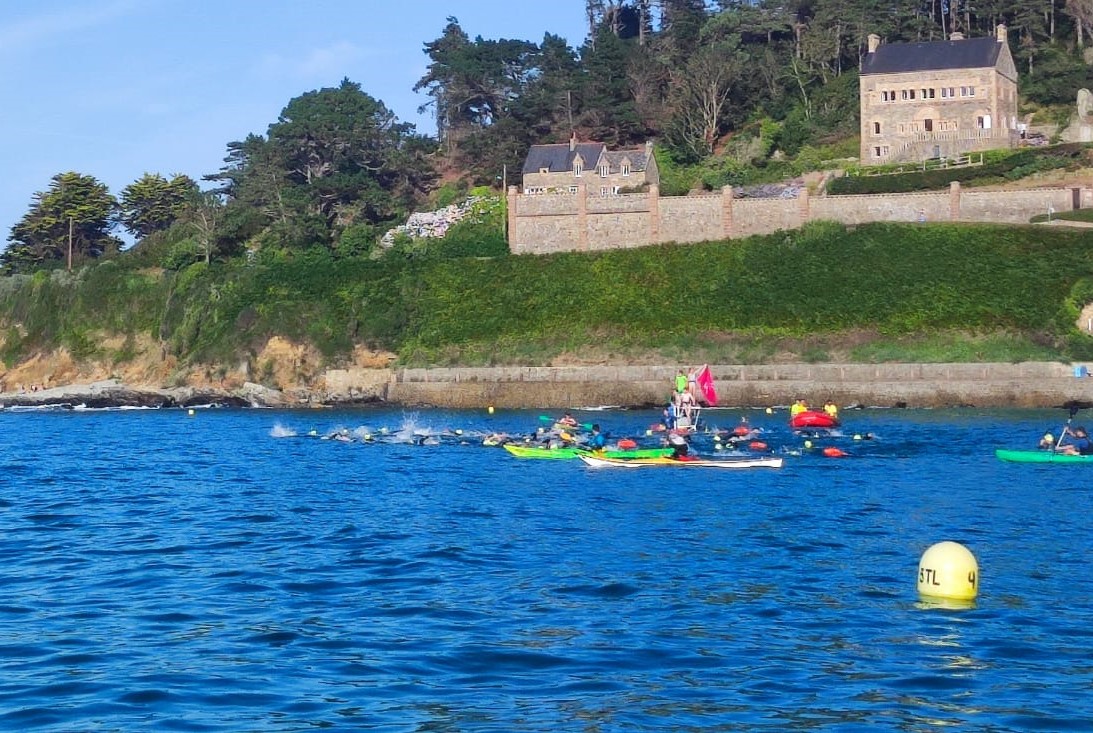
[873,121,881,135]
[921,88,927,98]
[889,89,895,101]
[600,186,608,196]
[909,89,916,100]
[575,161,583,177]
[924,119,933,132]
[927,88,935,99]
[902,89,909,100]
[874,146,882,158]
[539,167,549,174]
[941,88,949,98]
[621,163,630,176]
[599,165,608,177]
[613,186,620,195]
[568,186,578,193]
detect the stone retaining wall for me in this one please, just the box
[509,183,1086,254]
[322,362,1093,409]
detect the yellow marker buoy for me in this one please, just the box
[765,407,773,415]
[804,439,813,449]
[488,406,494,414]
[853,434,862,441]
[917,541,978,602]
[187,408,195,416]
[646,429,653,436]
[714,443,722,450]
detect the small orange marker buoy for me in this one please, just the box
[748,441,768,452]
[617,438,637,450]
[733,426,749,436]
[822,447,847,457]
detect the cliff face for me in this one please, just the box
[0,332,395,397]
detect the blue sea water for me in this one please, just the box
[0,405,1090,732]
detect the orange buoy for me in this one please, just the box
[617,438,637,450]
[748,441,768,452]
[733,426,749,436]
[822,447,847,457]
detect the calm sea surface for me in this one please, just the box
[0,405,1090,732]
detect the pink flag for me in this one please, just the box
[696,364,718,406]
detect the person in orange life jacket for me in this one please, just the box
[558,412,578,428]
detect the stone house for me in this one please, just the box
[860,24,1018,164]
[521,136,659,196]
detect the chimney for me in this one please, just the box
[867,33,880,54]
[949,31,964,41]
[569,132,577,152]
[996,23,1008,43]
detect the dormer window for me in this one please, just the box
[599,165,609,177]
[574,161,583,177]
[539,167,549,174]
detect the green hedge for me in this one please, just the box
[829,144,1092,195]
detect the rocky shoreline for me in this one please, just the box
[0,380,295,410]
[4,361,1093,411]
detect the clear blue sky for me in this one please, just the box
[0,1,589,243]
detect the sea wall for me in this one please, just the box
[322,362,1093,409]
[508,183,1087,254]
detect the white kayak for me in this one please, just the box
[578,454,783,469]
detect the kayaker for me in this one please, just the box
[823,400,838,419]
[1056,426,1093,455]
[668,433,695,460]
[558,412,578,428]
[588,424,607,451]
[790,399,808,417]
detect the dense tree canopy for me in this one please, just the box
[3,172,119,272]
[6,1,1093,272]
[119,173,198,238]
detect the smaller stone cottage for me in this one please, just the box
[521,135,658,196]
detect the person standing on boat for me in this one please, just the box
[675,369,688,395]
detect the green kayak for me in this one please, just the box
[504,443,673,460]
[995,449,1093,463]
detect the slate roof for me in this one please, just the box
[521,143,607,174]
[602,148,650,173]
[862,36,1002,75]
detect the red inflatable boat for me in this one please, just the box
[789,410,840,429]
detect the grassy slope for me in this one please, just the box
[3,221,1093,373]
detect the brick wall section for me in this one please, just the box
[509,184,1086,254]
[323,362,1093,409]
